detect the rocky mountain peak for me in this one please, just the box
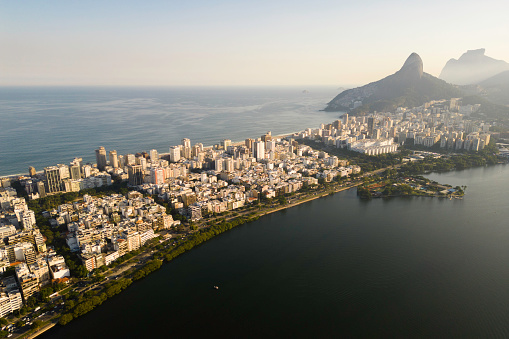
[398,53,424,79]
[461,48,486,58]
[439,49,509,85]
[324,52,461,113]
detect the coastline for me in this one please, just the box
[260,182,361,216]
[28,181,361,338]
[31,160,509,338]
[0,132,303,179]
[23,163,503,338]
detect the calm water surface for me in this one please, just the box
[0,86,339,176]
[42,165,509,338]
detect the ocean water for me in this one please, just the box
[0,86,340,176]
[41,165,509,338]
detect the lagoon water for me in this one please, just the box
[0,86,339,176]
[41,165,509,338]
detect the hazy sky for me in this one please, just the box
[2,0,508,86]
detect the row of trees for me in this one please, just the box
[132,259,162,281]
[59,278,133,325]
[156,215,260,263]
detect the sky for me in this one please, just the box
[1,0,509,87]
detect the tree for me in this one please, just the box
[92,274,105,283]
[73,265,88,278]
[64,300,75,312]
[59,314,73,326]
[26,295,38,308]
[31,319,43,330]
[0,318,7,326]
[40,287,54,302]
[277,196,288,205]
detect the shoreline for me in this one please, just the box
[260,183,361,216]
[0,132,303,180]
[10,148,503,337]
[25,163,497,338]
[29,163,509,338]
[28,181,361,339]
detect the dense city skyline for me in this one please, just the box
[2,0,509,86]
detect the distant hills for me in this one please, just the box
[438,49,509,107]
[324,53,462,113]
[476,70,509,106]
[439,49,509,85]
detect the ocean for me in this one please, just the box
[0,86,340,177]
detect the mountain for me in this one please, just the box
[479,70,509,87]
[439,49,509,85]
[477,70,509,106]
[324,53,462,113]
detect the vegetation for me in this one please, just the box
[357,172,463,199]
[30,319,43,330]
[399,141,499,175]
[329,70,463,114]
[59,278,132,325]
[298,138,407,172]
[462,95,509,121]
[160,215,260,263]
[132,259,163,281]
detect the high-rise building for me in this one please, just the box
[372,128,381,140]
[0,290,22,318]
[188,205,202,221]
[17,272,38,302]
[261,131,272,142]
[265,140,276,152]
[139,157,147,171]
[367,117,375,137]
[72,157,83,168]
[69,162,81,180]
[44,164,69,193]
[150,167,165,185]
[125,153,136,166]
[215,159,223,172]
[95,146,107,171]
[192,144,202,157]
[245,138,254,150]
[36,181,46,198]
[125,231,141,252]
[221,139,232,150]
[224,158,234,172]
[109,150,119,168]
[169,146,181,163]
[20,211,36,230]
[253,141,265,161]
[181,138,191,149]
[181,146,191,159]
[127,165,143,186]
[149,149,159,163]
